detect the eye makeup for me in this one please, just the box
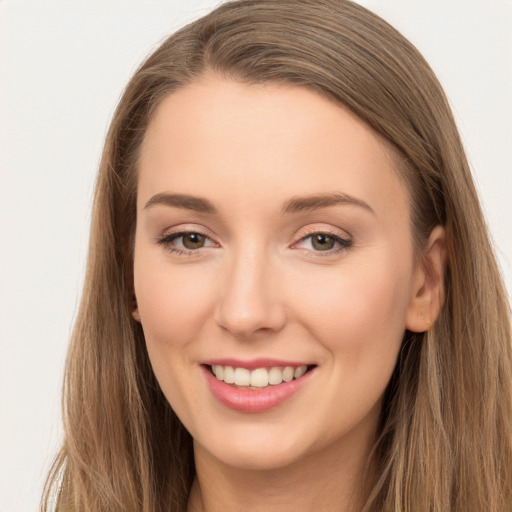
[156,227,353,259]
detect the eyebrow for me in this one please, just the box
[144,193,217,213]
[143,191,375,216]
[281,192,375,216]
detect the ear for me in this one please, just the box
[405,225,447,333]
[131,288,141,323]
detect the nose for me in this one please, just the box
[214,245,287,339]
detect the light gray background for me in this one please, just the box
[1,1,510,511]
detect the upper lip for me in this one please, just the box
[201,358,314,370]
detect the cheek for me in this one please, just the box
[134,258,215,348]
[133,257,217,419]
[290,254,413,362]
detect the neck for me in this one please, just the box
[187,428,376,512]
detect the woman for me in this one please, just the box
[41,0,512,510]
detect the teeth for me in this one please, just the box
[234,367,251,386]
[213,365,223,380]
[211,364,309,388]
[250,368,269,387]
[294,366,307,378]
[223,366,235,384]
[268,367,283,385]
[282,366,294,382]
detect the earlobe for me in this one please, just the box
[405,225,447,333]
[131,289,141,323]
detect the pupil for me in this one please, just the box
[183,233,205,249]
[312,234,334,251]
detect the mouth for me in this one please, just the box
[205,363,317,390]
[201,361,317,413]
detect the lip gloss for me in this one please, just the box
[202,365,316,413]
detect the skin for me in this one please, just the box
[132,75,445,511]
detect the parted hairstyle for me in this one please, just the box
[42,1,512,511]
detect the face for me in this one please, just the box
[133,76,425,471]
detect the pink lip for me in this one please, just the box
[202,358,310,370]
[201,364,316,413]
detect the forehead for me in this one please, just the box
[137,76,409,223]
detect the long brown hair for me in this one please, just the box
[42,1,512,510]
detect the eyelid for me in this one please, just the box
[293,224,352,242]
[291,225,353,254]
[155,225,219,255]
[155,224,352,256]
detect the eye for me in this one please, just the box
[296,231,352,253]
[157,230,216,254]
[178,232,208,249]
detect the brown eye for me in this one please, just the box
[295,231,352,255]
[157,230,216,254]
[311,233,336,251]
[182,233,206,249]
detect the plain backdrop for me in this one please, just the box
[0,1,511,511]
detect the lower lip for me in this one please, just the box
[202,365,316,413]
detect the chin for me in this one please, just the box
[193,421,321,472]
[212,444,305,472]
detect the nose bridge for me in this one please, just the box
[215,241,285,338]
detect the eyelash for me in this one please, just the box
[295,229,353,257]
[156,230,215,257]
[156,229,353,257]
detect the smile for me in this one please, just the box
[202,361,317,413]
[210,364,309,388]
